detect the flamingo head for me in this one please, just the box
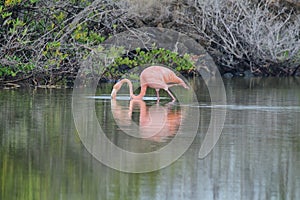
[180,82,189,90]
[111,81,122,99]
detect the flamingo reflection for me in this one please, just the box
[111,99,184,142]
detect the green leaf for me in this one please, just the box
[30,0,39,3]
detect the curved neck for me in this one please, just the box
[119,79,133,96]
[119,79,147,99]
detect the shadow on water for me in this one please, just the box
[0,77,300,199]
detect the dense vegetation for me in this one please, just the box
[0,0,300,87]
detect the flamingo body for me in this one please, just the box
[111,66,189,101]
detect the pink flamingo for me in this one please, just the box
[110,66,189,101]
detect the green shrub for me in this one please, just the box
[105,47,196,80]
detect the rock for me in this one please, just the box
[103,27,219,77]
[234,72,244,77]
[223,73,234,79]
[243,70,254,78]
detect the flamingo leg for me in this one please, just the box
[155,89,160,101]
[165,89,176,102]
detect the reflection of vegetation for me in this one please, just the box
[0,89,86,199]
[1,79,300,199]
[0,88,177,199]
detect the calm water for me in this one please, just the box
[1,78,300,200]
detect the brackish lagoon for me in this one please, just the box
[1,77,300,200]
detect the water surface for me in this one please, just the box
[0,78,299,199]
